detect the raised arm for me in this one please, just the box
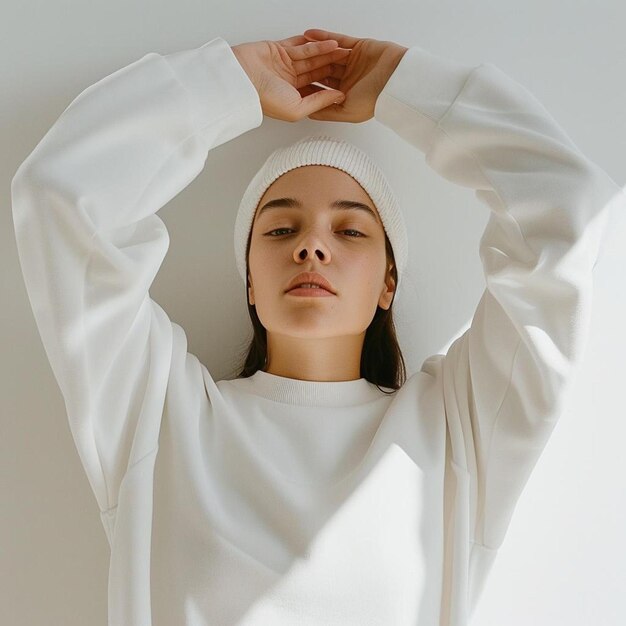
[11,37,263,520]
[373,45,624,610]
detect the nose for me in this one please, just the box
[293,232,331,264]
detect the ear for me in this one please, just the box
[378,265,396,311]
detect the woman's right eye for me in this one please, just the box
[265,228,292,236]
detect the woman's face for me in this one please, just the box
[247,165,396,340]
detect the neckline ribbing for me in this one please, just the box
[230,369,392,407]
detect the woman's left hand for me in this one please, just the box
[231,35,351,122]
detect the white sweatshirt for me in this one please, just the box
[11,36,624,626]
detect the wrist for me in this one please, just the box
[230,45,258,91]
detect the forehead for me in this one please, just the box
[253,165,381,223]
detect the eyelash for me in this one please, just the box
[265,228,365,238]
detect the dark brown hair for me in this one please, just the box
[233,223,407,394]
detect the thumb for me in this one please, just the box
[307,98,347,122]
[300,88,345,117]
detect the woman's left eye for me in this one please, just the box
[266,228,293,237]
[265,228,364,237]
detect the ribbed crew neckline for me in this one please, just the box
[231,369,392,407]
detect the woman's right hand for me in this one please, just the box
[231,36,351,123]
[300,28,409,123]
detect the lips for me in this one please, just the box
[287,286,335,297]
[286,272,336,294]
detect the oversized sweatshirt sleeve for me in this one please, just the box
[10,36,263,515]
[374,47,623,567]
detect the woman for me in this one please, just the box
[11,28,621,625]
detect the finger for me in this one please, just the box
[287,39,339,61]
[325,53,351,68]
[296,83,327,99]
[280,39,351,67]
[291,47,351,76]
[276,35,311,47]
[303,28,362,49]
[312,76,341,91]
[307,103,345,122]
[298,88,346,118]
[294,63,344,90]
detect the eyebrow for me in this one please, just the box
[256,197,379,223]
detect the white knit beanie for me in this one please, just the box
[234,134,408,290]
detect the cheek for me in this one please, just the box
[251,233,295,269]
[358,256,389,300]
[248,241,281,290]
[345,267,381,304]
[248,236,266,273]
[252,246,272,268]
[358,251,386,281]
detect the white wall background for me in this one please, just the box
[3,1,625,624]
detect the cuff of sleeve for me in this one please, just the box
[374,45,479,153]
[163,36,263,144]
